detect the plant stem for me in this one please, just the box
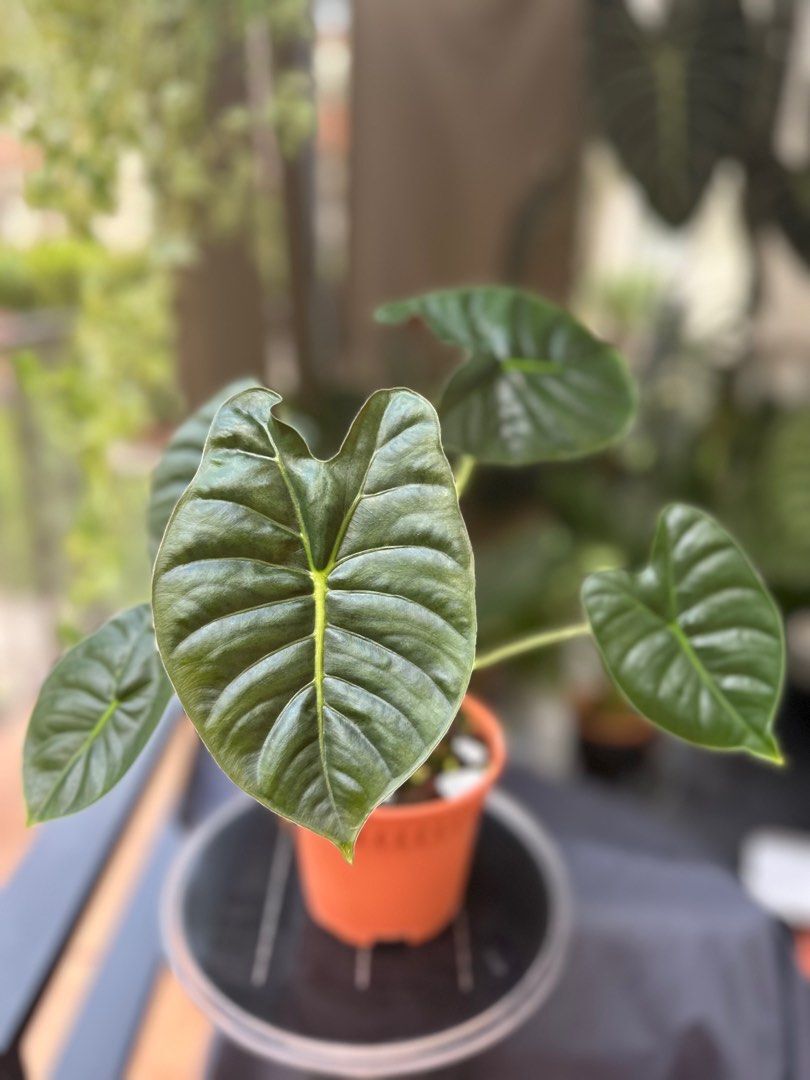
[473,622,591,671]
[453,455,477,498]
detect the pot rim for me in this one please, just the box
[366,692,506,824]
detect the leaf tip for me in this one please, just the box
[746,730,784,767]
[758,744,785,768]
[337,839,356,863]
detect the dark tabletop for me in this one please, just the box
[203,764,810,1080]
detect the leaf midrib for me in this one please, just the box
[268,445,342,831]
[501,357,562,375]
[31,613,152,821]
[611,573,771,749]
[267,426,384,836]
[659,528,762,742]
[31,696,121,822]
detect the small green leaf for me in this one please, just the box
[582,505,785,762]
[24,605,172,824]
[152,387,476,855]
[376,287,636,465]
[148,378,260,560]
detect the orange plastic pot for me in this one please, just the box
[294,694,506,947]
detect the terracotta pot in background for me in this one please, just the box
[294,694,506,947]
[577,701,656,781]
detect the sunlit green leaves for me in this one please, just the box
[152,387,476,856]
[582,505,785,761]
[23,604,172,823]
[377,287,636,466]
[147,378,259,559]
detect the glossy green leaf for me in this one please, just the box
[376,287,636,466]
[23,605,172,824]
[148,378,259,560]
[582,505,785,762]
[152,387,476,856]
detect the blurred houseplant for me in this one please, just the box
[514,0,810,663]
[21,287,786,946]
[459,2,810,699]
[587,0,805,249]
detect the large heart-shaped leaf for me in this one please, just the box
[376,287,636,466]
[23,604,172,824]
[582,505,785,761]
[152,387,476,856]
[148,378,259,560]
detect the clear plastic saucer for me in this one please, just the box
[162,788,571,1078]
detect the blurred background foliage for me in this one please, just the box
[0,0,313,644]
[0,0,312,250]
[0,240,174,634]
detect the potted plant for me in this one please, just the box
[22,287,785,948]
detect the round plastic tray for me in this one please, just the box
[163,789,571,1078]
